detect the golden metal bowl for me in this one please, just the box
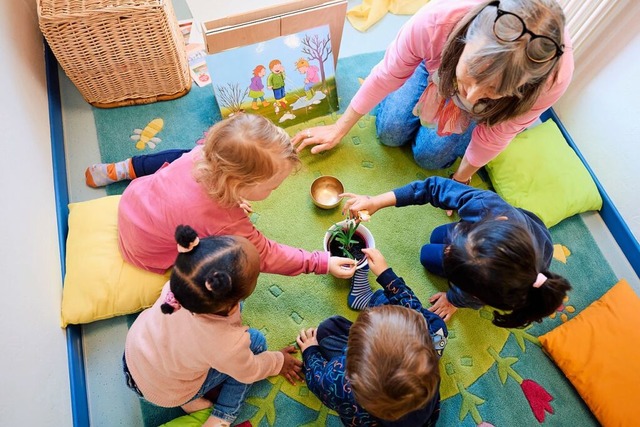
[310,176,344,209]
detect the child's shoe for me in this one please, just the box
[251,101,259,110]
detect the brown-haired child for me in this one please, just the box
[296,247,447,426]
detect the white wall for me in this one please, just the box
[0,1,72,426]
[554,3,640,242]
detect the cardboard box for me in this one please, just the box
[186,0,347,64]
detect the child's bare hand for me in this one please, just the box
[428,292,457,322]
[341,193,377,218]
[278,346,303,385]
[238,199,253,214]
[361,248,388,276]
[328,257,357,279]
[296,327,319,353]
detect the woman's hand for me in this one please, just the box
[278,346,303,385]
[292,106,363,154]
[328,257,357,279]
[296,327,319,353]
[361,248,389,276]
[428,292,458,322]
[341,193,377,218]
[292,124,343,154]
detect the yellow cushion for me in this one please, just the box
[61,195,170,327]
[539,279,640,425]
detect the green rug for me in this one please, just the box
[95,53,617,426]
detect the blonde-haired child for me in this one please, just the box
[124,225,303,427]
[91,114,357,278]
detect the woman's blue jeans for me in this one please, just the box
[375,62,476,170]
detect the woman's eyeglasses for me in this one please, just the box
[488,1,564,63]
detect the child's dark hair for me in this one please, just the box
[161,225,260,315]
[443,219,571,328]
[346,305,440,421]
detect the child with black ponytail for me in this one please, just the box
[123,225,302,427]
[342,176,572,328]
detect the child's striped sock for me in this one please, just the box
[348,265,373,310]
[85,158,135,188]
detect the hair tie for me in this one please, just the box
[532,273,547,288]
[164,290,181,311]
[177,236,200,253]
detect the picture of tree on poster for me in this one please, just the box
[205,25,339,128]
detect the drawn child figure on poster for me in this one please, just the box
[268,59,287,109]
[249,65,270,110]
[295,58,320,99]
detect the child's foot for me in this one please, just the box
[262,100,270,107]
[348,266,374,310]
[85,158,134,188]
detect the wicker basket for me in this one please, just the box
[37,0,191,108]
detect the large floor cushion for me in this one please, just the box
[539,279,640,425]
[485,119,602,228]
[61,195,169,327]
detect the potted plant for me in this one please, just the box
[323,218,375,270]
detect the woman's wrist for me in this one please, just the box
[449,173,471,185]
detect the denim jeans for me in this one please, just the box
[123,328,267,424]
[192,328,267,423]
[375,61,476,169]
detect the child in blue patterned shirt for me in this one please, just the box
[296,247,447,426]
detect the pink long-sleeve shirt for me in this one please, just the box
[117,145,329,275]
[125,282,284,407]
[350,0,574,167]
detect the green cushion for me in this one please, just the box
[159,409,210,427]
[485,119,602,228]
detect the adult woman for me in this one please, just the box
[292,0,573,184]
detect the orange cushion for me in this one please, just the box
[539,279,640,426]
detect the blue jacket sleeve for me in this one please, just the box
[376,268,448,342]
[392,176,511,223]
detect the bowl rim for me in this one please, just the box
[310,175,344,208]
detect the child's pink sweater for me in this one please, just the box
[350,0,574,167]
[125,282,284,407]
[118,145,329,275]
